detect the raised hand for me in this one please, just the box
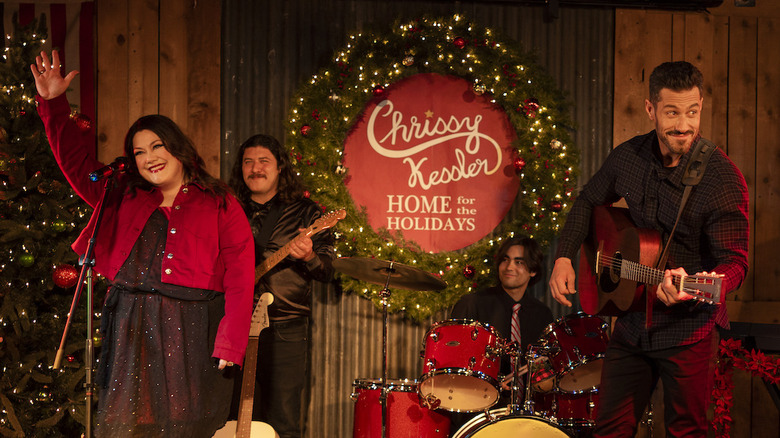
[30,50,79,100]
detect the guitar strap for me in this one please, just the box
[646,138,717,328]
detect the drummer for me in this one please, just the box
[449,237,554,430]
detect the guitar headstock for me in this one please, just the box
[309,209,346,234]
[681,273,723,305]
[249,292,273,337]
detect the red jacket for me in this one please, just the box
[37,95,254,364]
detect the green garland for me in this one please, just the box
[285,14,578,321]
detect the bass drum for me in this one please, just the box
[452,408,570,438]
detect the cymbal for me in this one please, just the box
[333,257,447,291]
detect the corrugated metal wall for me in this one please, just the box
[221,2,614,436]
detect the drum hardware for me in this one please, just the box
[334,257,446,438]
[420,392,442,410]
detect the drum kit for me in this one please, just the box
[335,257,610,438]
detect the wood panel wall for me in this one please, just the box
[95,0,221,177]
[615,5,780,437]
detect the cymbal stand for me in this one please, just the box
[378,261,395,438]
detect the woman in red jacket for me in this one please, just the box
[32,50,255,438]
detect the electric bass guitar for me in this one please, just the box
[213,293,278,438]
[579,205,722,316]
[254,209,346,282]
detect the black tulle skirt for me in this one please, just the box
[95,287,232,438]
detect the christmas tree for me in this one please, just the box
[1,14,104,436]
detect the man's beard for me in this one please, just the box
[660,129,695,156]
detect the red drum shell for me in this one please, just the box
[553,389,599,427]
[538,313,609,393]
[418,320,501,412]
[352,378,450,438]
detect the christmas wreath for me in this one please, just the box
[285,14,578,321]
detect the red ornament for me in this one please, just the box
[513,157,526,173]
[70,112,93,132]
[300,125,312,136]
[463,265,475,279]
[453,37,466,49]
[523,97,540,118]
[372,85,385,97]
[52,264,79,289]
[550,200,563,212]
[303,190,311,198]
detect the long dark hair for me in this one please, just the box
[122,114,229,203]
[228,134,305,205]
[494,236,544,287]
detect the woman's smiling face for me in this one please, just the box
[132,129,185,191]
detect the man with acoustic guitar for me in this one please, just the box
[549,61,749,437]
[228,134,336,438]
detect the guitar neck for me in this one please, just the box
[603,256,721,304]
[617,259,665,286]
[236,337,260,437]
[255,244,293,281]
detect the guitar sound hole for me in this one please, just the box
[599,251,622,293]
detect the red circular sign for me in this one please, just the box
[343,73,519,252]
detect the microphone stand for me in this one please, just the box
[53,177,115,438]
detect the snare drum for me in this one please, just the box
[452,407,570,438]
[538,313,609,392]
[352,378,450,438]
[418,320,501,412]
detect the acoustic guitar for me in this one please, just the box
[579,205,722,316]
[213,293,278,438]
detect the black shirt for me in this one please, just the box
[246,195,335,320]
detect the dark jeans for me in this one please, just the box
[229,317,311,438]
[593,330,719,438]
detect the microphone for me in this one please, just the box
[89,157,130,182]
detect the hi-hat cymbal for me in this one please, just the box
[333,257,447,291]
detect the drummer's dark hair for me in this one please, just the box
[494,236,544,287]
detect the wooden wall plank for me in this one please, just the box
[159,0,188,128]
[613,10,671,144]
[754,17,780,300]
[683,13,716,141]
[95,0,130,163]
[127,0,159,120]
[709,15,730,150]
[671,13,686,61]
[728,16,758,302]
[184,0,221,177]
